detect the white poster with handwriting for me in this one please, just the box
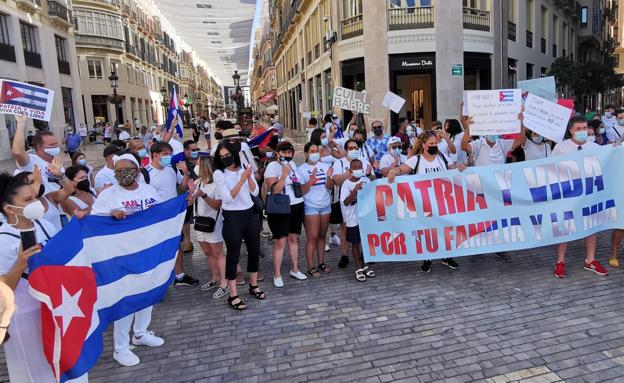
[465,89,522,135]
[523,93,571,143]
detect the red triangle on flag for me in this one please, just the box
[0,82,25,103]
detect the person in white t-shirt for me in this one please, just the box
[145,141,198,288]
[551,116,608,279]
[406,123,422,152]
[379,136,407,177]
[78,123,88,149]
[602,105,617,132]
[264,141,307,287]
[89,153,164,368]
[118,128,130,141]
[299,142,335,278]
[391,130,464,272]
[513,126,552,161]
[606,108,624,143]
[203,117,212,149]
[11,115,64,195]
[340,159,376,282]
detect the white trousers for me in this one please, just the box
[113,306,152,352]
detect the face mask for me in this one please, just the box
[44,147,61,157]
[321,137,329,146]
[574,131,588,142]
[159,155,172,167]
[77,179,91,192]
[266,151,274,159]
[531,135,544,144]
[348,150,359,160]
[221,155,235,168]
[281,156,293,163]
[348,130,355,139]
[193,165,200,176]
[606,112,613,118]
[214,132,223,140]
[599,127,606,134]
[10,200,45,221]
[153,134,162,142]
[373,127,383,136]
[321,155,334,164]
[392,148,401,156]
[618,119,624,127]
[486,135,500,143]
[190,151,199,159]
[78,159,87,166]
[427,146,439,155]
[407,128,416,138]
[115,168,138,186]
[587,135,596,143]
[351,169,363,178]
[138,149,148,158]
[309,153,320,163]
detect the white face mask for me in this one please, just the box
[9,200,46,221]
[193,165,200,176]
[351,169,364,178]
[587,135,596,143]
[43,147,61,157]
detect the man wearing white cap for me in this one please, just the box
[90,153,165,367]
[379,136,408,177]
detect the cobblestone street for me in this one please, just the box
[3,230,624,382]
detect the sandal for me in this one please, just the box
[318,263,331,273]
[227,295,247,310]
[307,267,322,278]
[248,284,267,300]
[355,269,366,282]
[363,266,376,278]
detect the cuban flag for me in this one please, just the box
[0,80,49,111]
[28,195,187,382]
[247,127,275,148]
[165,87,184,138]
[499,90,515,102]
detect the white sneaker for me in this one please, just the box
[329,235,341,246]
[325,243,330,252]
[132,331,164,347]
[273,276,284,288]
[290,270,308,280]
[113,349,140,367]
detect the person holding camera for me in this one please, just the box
[264,141,307,288]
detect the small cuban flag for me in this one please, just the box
[165,87,184,138]
[499,90,515,102]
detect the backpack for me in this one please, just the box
[411,154,448,175]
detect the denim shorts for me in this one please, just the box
[304,204,331,216]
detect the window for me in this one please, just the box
[0,13,10,45]
[126,65,133,84]
[74,10,123,39]
[526,63,534,80]
[55,35,67,62]
[87,58,103,79]
[581,7,588,26]
[20,22,38,53]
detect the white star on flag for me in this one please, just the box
[6,90,12,96]
[52,286,85,336]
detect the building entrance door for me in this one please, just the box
[396,74,432,130]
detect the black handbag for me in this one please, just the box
[193,193,220,233]
[266,180,291,215]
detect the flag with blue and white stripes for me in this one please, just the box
[28,194,187,382]
[165,87,184,138]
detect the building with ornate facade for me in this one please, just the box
[0,0,83,159]
[251,3,277,115]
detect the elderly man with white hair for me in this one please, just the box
[90,153,165,367]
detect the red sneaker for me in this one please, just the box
[554,262,566,278]
[584,260,608,276]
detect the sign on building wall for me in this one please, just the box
[332,87,372,114]
[451,64,463,77]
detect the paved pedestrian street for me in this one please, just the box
[2,232,624,383]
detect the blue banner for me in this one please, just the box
[357,146,624,262]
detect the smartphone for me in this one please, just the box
[20,230,37,250]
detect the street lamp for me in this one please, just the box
[108,71,124,126]
[232,71,240,88]
[232,71,244,118]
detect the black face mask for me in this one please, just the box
[281,156,293,162]
[230,142,242,153]
[373,127,383,136]
[77,179,91,193]
[214,132,223,140]
[221,155,235,168]
[427,146,439,155]
[36,184,45,199]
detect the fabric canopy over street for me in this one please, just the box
[153,0,257,86]
[259,91,276,104]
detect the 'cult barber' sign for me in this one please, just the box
[333,87,372,114]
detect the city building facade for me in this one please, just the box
[0,0,84,160]
[269,0,589,139]
[251,2,277,115]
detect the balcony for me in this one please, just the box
[341,14,363,39]
[126,44,137,56]
[541,38,546,54]
[526,30,533,48]
[24,50,42,68]
[75,34,125,51]
[16,0,41,13]
[388,6,434,30]
[47,0,72,27]
[507,21,516,41]
[0,44,16,63]
[463,7,490,32]
[58,59,70,75]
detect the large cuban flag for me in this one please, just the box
[28,194,188,382]
[165,87,184,138]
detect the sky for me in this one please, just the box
[247,0,265,86]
